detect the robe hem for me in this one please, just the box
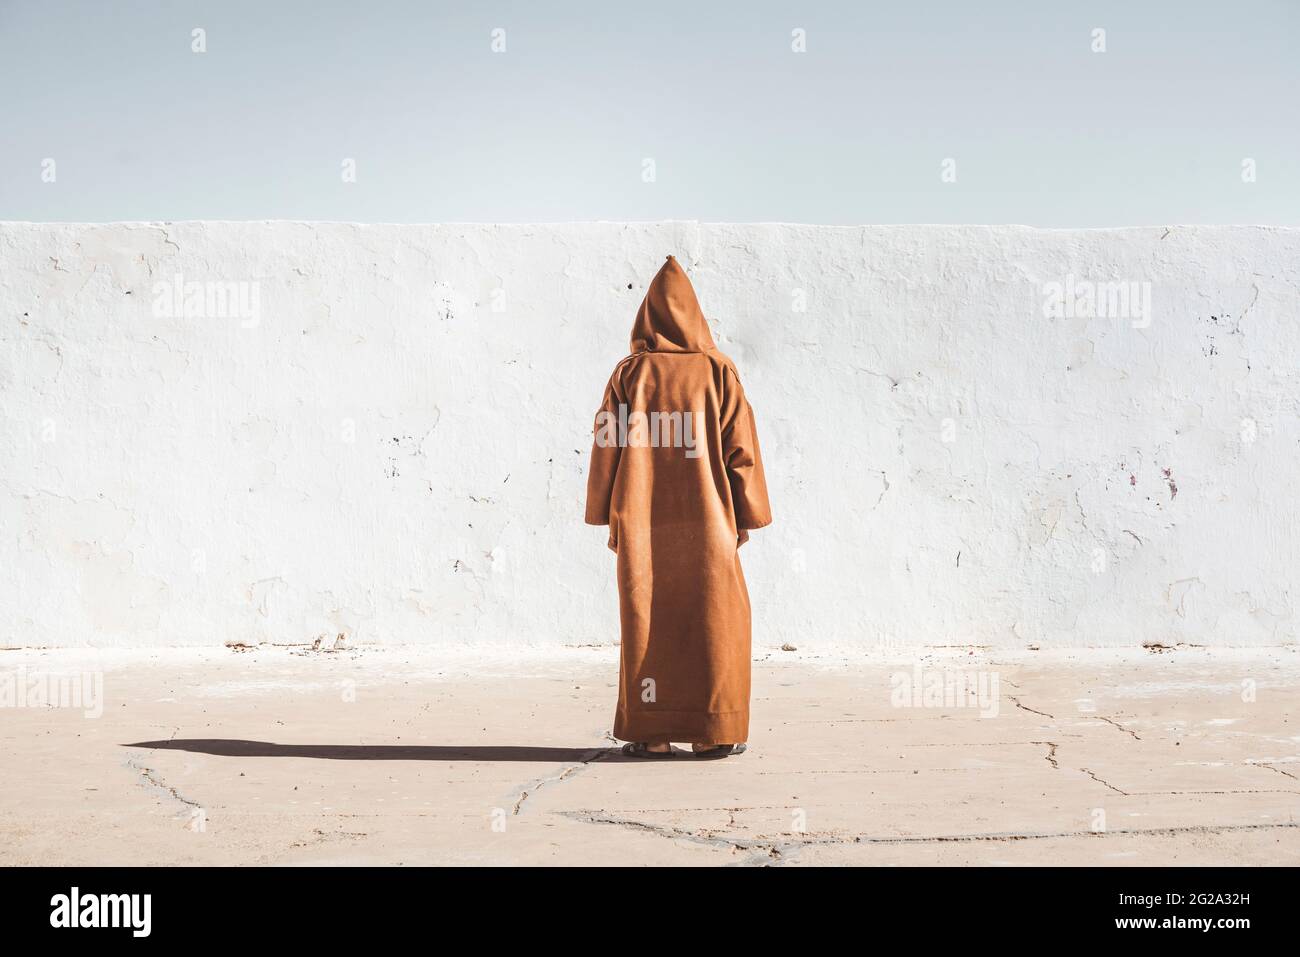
[614,708,749,745]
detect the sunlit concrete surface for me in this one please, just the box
[1,644,1296,866]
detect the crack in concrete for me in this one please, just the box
[1259,763,1299,781]
[911,737,1087,746]
[757,767,990,776]
[556,810,799,866]
[1008,696,1055,719]
[1033,740,1060,769]
[1079,767,1128,795]
[1094,715,1142,740]
[510,732,617,815]
[1127,788,1300,796]
[289,827,369,849]
[1030,741,1134,795]
[123,725,201,817]
[561,810,1300,854]
[125,755,202,812]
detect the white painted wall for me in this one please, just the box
[3,223,1297,649]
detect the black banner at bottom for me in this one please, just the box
[0,865,1283,943]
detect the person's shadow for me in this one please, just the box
[122,739,642,762]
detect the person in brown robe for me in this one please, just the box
[585,255,772,758]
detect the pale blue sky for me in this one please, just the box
[2,0,1296,224]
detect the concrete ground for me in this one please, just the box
[1,644,1297,866]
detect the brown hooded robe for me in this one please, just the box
[585,256,772,745]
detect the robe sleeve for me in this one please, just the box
[721,369,772,531]
[584,369,623,528]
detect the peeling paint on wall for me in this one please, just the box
[2,223,1298,648]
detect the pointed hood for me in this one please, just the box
[630,255,716,354]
